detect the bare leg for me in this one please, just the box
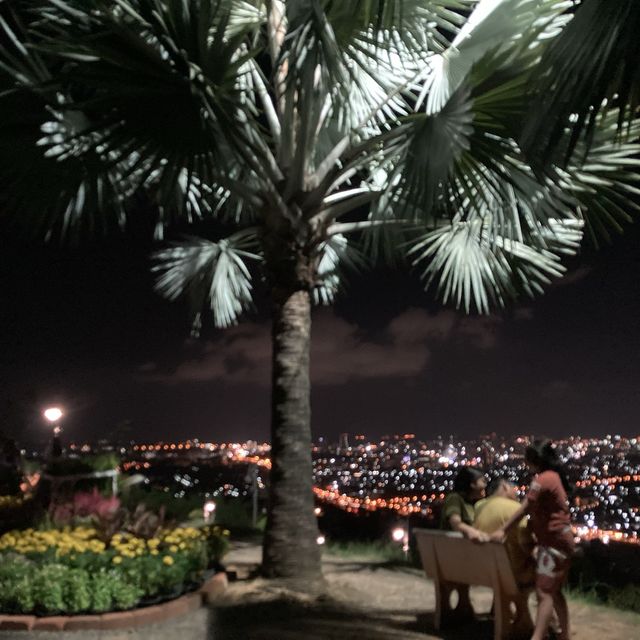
[553,591,570,640]
[531,590,554,640]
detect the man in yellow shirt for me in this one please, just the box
[474,477,535,588]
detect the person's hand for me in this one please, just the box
[468,528,490,543]
[490,528,506,543]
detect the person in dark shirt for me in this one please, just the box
[441,466,489,542]
[491,440,574,640]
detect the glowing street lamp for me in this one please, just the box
[392,524,409,558]
[316,535,325,545]
[43,407,63,423]
[203,500,216,524]
[391,526,405,542]
[43,406,64,457]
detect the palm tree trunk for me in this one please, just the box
[262,252,322,587]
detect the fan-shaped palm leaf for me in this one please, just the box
[521,0,640,163]
[313,233,367,305]
[152,229,261,328]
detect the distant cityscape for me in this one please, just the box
[69,432,640,545]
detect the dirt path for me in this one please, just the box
[213,542,640,640]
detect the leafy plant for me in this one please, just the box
[63,568,92,613]
[607,584,640,614]
[110,579,143,610]
[90,571,114,613]
[73,488,120,519]
[94,508,128,545]
[205,528,231,563]
[127,504,169,540]
[32,564,66,613]
[12,577,35,614]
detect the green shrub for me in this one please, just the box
[110,577,142,610]
[120,555,164,595]
[32,564,66,613]
[608,584,640,613]
[63,568,92,613]
[90,571,113,612]
[13,577,35,613]
[206,529,231,562]
[0,554,31,583]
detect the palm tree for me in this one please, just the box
[0,0,638,586]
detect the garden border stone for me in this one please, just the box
[0,571,227,631]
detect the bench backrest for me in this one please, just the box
[414,528,519,596]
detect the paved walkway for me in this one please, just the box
[2,542,639,639]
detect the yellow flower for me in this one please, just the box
[112,556,123,565]
[147,538,160,548]
[162,556,174,566]
[150,549,159,556]
[169,545,179,553]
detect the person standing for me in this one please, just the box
[491,440,574,640]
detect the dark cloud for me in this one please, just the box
[138,308,512,388]
[541,379,572,400]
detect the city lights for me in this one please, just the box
[108,433,640,546]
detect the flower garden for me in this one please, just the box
[0,524,229,615]
[0,451,230,619]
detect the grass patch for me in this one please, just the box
[567,583,640,615]
[324,540,408,564]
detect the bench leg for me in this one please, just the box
[492,591,533,640]
[434,578,448,630]
[434,581,474,631]
[493,591,512,640]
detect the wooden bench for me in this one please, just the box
[414,528,533,640]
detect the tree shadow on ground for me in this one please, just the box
[321,560,420,574]
[208,596,497,640]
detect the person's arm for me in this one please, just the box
[449,513,490,542]
[489,498,529,542]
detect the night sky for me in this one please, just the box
[1,220,639,447]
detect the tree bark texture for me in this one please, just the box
[262,250,322,584]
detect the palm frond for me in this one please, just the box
[521,0,640,163]
[279,1,473,190]
[551,111,640,246]
[417,0,571,115]
[408,215,583,313]
[1,0,273,238]
[313,233,367,305]
[152,229,261,328]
